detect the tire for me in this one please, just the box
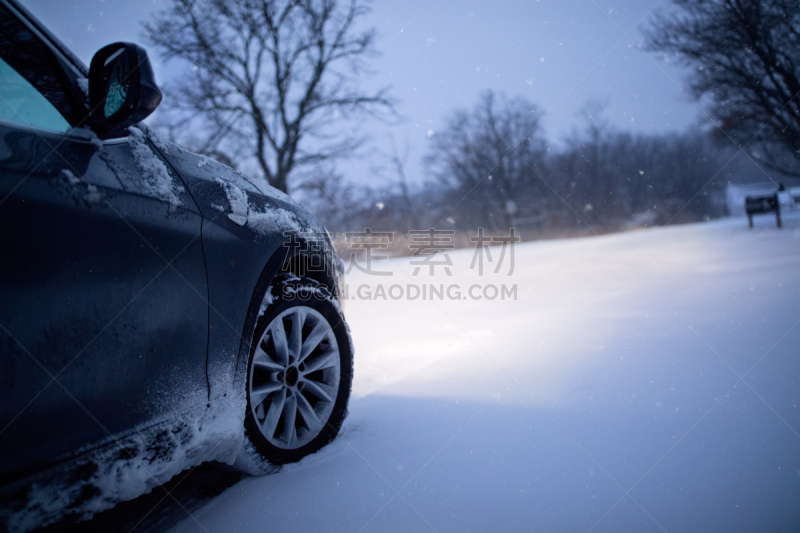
[243,275,353,465]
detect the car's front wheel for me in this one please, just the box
[244,277,352,465]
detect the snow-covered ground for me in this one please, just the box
[171,215,800,533]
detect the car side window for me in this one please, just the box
[0,57,70,132]
[0,3,74,132]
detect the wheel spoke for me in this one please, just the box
[281,394,298,445]
[253,346,283,371]
[299,321,329,362]
[251,381,283,407]
[269,319,290,365]
[288,309,304,359]
[303,349,338,373]
[261,388,286,437]
[301,379,333,403]
[296,393,322,432]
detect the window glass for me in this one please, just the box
[0,57,70,132]
[0,3,75,131]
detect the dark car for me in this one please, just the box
[0,0,353,529]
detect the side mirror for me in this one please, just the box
[89,42,162,138]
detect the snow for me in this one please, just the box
[129,128,183,207]
[257,286,274,318]
[82,183,103,205]
[230,439,278,478]
[5,385,247,533]
[60,169,80,185]
[246,206,300,236]
[227,214,247,226]
[141,126,173,156]
[216,179,301,235]
[138,127,294,207]
[57,169,103,205]
[170,216,800,533]
[66,126,103,148]
[216,179,248,218]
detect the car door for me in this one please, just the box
[0,2,209,481]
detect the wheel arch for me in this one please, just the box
[232,238,342,392]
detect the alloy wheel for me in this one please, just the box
[248,306,341,449]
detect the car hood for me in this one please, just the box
[140,126,324,237]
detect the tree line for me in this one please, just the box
[144,0,799,248]
[302,92,728,244]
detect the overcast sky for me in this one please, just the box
[24,0,703,187]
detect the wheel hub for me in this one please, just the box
[286,366,299,387]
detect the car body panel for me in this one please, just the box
[0,122,209,482]
[145,130,338,401]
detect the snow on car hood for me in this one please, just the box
[129,127,183,207]
[139,126,322,237]
[215,177,303,235]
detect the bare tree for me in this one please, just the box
[425,91,548,230]
[553,119,725,227]
[143,0,392,193]
[565,100,614,224]
[645,0,800,177]
[366,133,419,230]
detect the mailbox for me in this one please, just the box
[745,193,781,228]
